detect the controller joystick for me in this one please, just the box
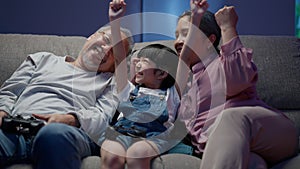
[1,114,45,136]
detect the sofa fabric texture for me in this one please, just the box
[0,34,300,169]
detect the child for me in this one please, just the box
[100,1,180,169]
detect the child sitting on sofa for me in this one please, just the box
[100,1,180,169]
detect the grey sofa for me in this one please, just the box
[0,33,300,169]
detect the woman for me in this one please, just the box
[175,0,298,168]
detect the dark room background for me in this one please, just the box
[0,0,296,42]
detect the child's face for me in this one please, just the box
[134,57,161,88]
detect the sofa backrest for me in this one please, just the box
[239,36,300,111]
[0,34,86,85]
[0,34,300,113]
[132,36,300,112]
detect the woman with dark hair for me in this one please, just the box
[175,0,298,168]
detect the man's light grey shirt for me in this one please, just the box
[0,52,118,143]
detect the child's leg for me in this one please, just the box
[126,140,160,169]
[101,140,126,169]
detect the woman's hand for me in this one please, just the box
[109,0,127,21]
[215,6,238,32]
[215,6,238,44]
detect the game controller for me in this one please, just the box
[1,114,46,136]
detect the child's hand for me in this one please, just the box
[109,0,127,21]
[215,6,238,32]
[190,0,209,23]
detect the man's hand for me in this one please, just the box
[32,113,80,127]
[109,0,126,21]
[0,111,8,127]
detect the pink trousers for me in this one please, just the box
[200,106,298,169]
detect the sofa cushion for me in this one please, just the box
[1,34,300,169]
[271,155,300,169]
[81,156,101,169]
[151,153,201,169]
[4,164,32,169]
[132,36,300,110]
[3,156,102,169]
[2,34,299,111]
[0,34,86,86]
[239,36,300,110]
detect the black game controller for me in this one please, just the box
[1,115,46,136]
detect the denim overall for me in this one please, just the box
[113,85,169,150]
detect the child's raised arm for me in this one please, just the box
[109,0,128,93]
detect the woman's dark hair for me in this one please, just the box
[179,10,221,53]
[137,44,178,90]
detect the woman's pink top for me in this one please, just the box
[178,36,284,155]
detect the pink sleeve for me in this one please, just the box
[220,37,258,97]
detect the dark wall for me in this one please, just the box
[0,0,141,37]
[228,0,295,36]
[0,0,296,42]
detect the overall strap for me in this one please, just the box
[129,85,140,101]
[129,85,168,101]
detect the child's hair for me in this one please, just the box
[137,44,178,90]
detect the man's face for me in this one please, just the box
[78,31,115,73]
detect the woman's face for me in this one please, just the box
[174,15,190,56]
[174,15,214,62]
